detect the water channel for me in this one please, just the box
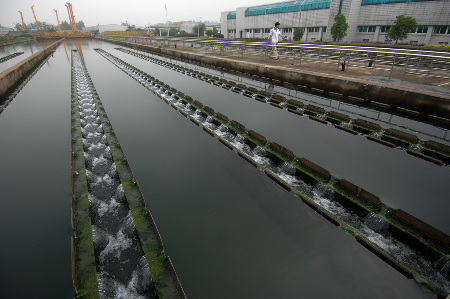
[0,39,448,298]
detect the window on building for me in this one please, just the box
[359,26,368,32]
[368,26,376,32]
[315,27,320,32]
[282,28,293,33]
[380,26,391,33]
[308,27,314,32]
[322,27,327,32]
[246,29,252,33]
[363,39,369,42]
[410,41,418,45]
[434,26,447,34]
[265,28,271,33]
[417,26,428,33]
[254,29,261,33]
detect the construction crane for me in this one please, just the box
[54,9,62,33]
[65,3,78,32]
[65,3,74,32]
[18,11,26,31]
[30,5,39,30]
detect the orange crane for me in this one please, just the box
[54,9,62,33]
[65,4,74,32]
[18,11,26,31]
[30,5,39,30]
[66,2,78,31]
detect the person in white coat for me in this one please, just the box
[268,22,286,60]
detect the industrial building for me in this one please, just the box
[221,0,450,45]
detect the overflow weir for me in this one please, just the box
[94,46,450,297]
[70,49,185,298]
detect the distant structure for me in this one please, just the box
[221,0,450,45]
[179,22,221,34]
[83,24,127,35]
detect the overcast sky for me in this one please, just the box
[1,0,274,28]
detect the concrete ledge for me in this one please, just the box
[203,126,214,136]
[204,106,215,115]
[231,120,246,132]
[306,104,326,114]
[270,142,295,160]
[328,111,351,122]
[366,136,397,148]
[424,140,450,155]
[265,170,291,191]
[385,128,419,144]
[355,235,414,279]
[0,39,63,98]
[286,99,304,108]
[353,118,382,132]
[218,137,233,149]
[238,152,258,167]
[309,116,329,124]
[335,125,358,135]
[190,116,200,126]
[248,130,267,144]
[216,112,229,123]
[270,102,283,109]
[301,196,340,226]
[406,149,445,165]
[390,209,450,247]
[288,108,304,116]
[299,158,331,180]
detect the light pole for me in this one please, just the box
[198,16,202,37]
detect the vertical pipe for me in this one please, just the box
[402,56,410,81]
[388,55,396,80]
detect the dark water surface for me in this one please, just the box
[109,45,450,235]
[0,39,444,298]
[0,41,74,298]
[85,41,435,298]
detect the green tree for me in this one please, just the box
[192,22,206,36]
[293,28,305,41]
[387,15,417,44]
[331,14,349,41]
[76,20,85,30]
[15,23,24,31]
[205,29,213,37]
[169,27,178,36]
[61,21,71,31]
[152,28,161,36]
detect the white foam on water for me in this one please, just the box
[99,229,132,262]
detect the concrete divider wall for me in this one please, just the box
[0,39,63,99]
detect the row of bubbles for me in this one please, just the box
[72,51,157,298]
[95,49,450,293]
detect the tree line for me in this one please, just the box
[14,20,85,32]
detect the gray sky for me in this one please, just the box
[1,0,272,28]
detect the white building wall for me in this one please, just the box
[221,0,450,44]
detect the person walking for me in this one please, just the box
[268,22,286,60]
